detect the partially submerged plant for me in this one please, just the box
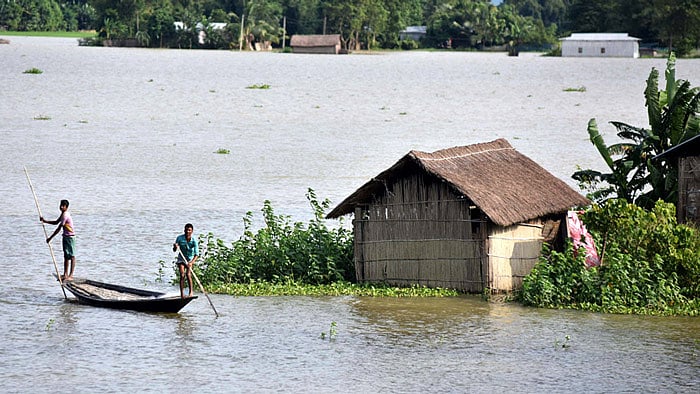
[246,83,270,89]
[24,67,43,74]
[320,321,338,340]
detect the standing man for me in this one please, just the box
[41,199,76,281]
[173,223,198,299]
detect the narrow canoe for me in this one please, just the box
[61,277,197,313]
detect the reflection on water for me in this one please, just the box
[1,36,699,392]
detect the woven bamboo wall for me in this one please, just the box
[353,174,486,292]
[488,223,543,291]
[678,156,700,225]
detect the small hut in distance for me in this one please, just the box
[326,139,590,293]
[290,34,342,54]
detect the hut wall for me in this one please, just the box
[678,156,700,225]
[353,174,486,292]
[292,45,338,54]
[487,223,543,291]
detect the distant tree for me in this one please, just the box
[503,0,570,29]
[6,0,66,31]
[651,0,700,56]
[146,4,176,47]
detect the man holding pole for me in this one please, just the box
[173,223,198,299]
[40,199,76,281]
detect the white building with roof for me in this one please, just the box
[399,26,427,41]
[560,33,640,58]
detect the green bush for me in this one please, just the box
[197,189,354,286]
[520,199,700,315]
[400,39,420,50]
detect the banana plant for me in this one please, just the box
[573,53,700,208]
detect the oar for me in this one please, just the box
[177,246,219,317]
[23,166,68,299]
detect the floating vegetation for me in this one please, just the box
[555,335,571,349]
[78,119,88,123]
[215,148,230,154]
[209,89,216,93]
[33,115,51,120]
[246,83,270,89]
[563,86,586,92]
[23,67,43,74]
[320,321,338,340]
[207,279,459,297]
[399,112,407,115]
[45,318,55,331]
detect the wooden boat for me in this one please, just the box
[61,277,197,313]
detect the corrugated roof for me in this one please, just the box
[560,33,640,41]
[326,139,590,226]
[654,134,700,159]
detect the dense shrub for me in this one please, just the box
[520,199,700,315]
[196,189,354,286]
[400,39,420,50]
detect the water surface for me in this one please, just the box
[1,36,698,392]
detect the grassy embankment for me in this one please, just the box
[0,31,96,38]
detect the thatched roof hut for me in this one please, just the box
[290,34,342,54]
[328,138,589,225]
[327,138,590,292]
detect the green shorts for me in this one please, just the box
[62,236,76,259]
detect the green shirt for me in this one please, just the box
[175,234,198,261]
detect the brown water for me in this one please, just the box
[1,36,698,392]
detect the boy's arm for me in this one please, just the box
[40,215,61,225]
[46,224,62,243]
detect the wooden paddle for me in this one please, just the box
[176,246,219,317]
[23,166,68,299]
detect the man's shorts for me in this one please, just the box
[62,236,76,259]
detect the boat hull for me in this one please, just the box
[62,278,197,313]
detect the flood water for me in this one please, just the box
[1,36,698,392]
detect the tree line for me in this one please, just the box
[1,0,698,54]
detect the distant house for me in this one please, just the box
[560,33,640,58]
[290,34,342,54]
[655,134,700,225]
[399,26,427,41]
[326,139,590,293]
[174,22,227,45]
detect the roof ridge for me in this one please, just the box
[418,147,515,161]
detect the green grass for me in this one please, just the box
[0,31,96,38]
[23,67,42,74]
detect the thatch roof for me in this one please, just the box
[326,138,590,226]
[290,34,340,47]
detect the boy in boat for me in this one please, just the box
[41,199,76,281]
[173,223,198,299]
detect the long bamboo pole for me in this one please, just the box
[23,166,68,299]
[177,246,219,317]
